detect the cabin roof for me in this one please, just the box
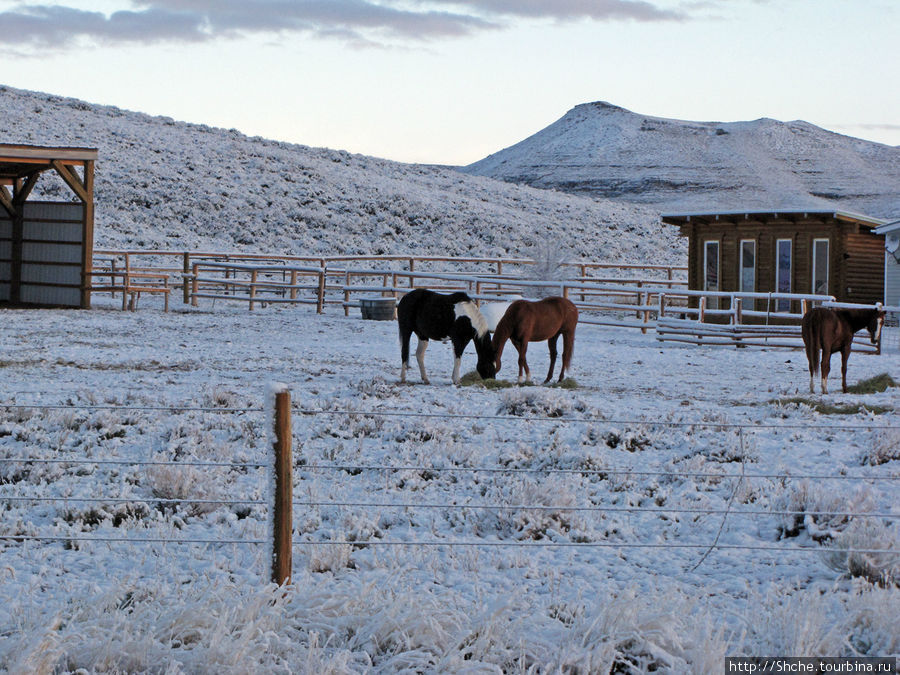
[660,209,888,229]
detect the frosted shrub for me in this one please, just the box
[485,478,582,540]
[742,589,843,657]
[526,238,570,298]
[821,520,900,587]
[144,456,223,516]
[773,480,874,541]
[306,542,353,573]
[701,430,759,463]
[845,585,900,655]
[497,388,584,418]
[202,385,241,409]
[861,428,900,465]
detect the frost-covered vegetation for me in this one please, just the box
[1,304,897,671]
[0,85,682,265]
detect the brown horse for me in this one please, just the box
[492,297,578,383]
[801,306,885,394]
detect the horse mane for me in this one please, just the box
[454,300,490,338]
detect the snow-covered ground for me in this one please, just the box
[1,298,898,672]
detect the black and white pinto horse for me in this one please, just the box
[398,289,496,385]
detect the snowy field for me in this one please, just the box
[1,298,898,673]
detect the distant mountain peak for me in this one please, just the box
[463,103,899,218]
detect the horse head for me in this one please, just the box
[473,331,497,379]
[868,310,886,345]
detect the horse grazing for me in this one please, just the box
[397,289,496,385]
[801,306,885,394]
[492,297,578,384]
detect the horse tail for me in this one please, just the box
[455,300,490,338]
[801,314,819,376]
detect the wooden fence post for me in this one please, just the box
[317,269,325,314]
[182,252,190,305]
[699,296,707,323]
[249,269,258,311]
[344,271,351,316]
[191,263,199,307]
[271,387,293,587]
[289,270,298,300]
[641,291,650,334]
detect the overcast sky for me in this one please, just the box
[2,0,898,164]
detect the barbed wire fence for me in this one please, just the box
[1,393,899,586]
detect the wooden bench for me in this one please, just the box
[88,270,171,311]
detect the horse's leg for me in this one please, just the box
[544,335,559,384]
[400,327,412,383]
[840,345,851,394]
[416,338,430,384]
[450,328,471,386]
[513,339,529,383]
[821,350,831,395]
[560,329,575,382]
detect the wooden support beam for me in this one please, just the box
[13,171,41,207]
[81,160,95,309]
[51,159,89,203]
[0,185,15,218]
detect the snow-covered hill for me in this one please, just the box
[1,86,681,264]
[463,101,900,219]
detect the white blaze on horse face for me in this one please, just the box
[416,339,429,383]
[874,316,884,345]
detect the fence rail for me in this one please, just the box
[85,249,900,353]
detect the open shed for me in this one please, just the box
[0,144,97,309]
[661,210,887,313]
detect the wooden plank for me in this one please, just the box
[0,145,98,162]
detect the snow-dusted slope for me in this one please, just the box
[463,101,900,219]
[1,86,682,264]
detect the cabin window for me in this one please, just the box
[776,238,792,312]
[812,238,829,296]
[704,240,719,310]
[739,240,756,293]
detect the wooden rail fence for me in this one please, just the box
[87,249,898,352]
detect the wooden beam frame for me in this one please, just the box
[51,160,89,203]
[0,185,14,218]
[13,171,41,207]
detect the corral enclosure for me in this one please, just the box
[0,301,897,671]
